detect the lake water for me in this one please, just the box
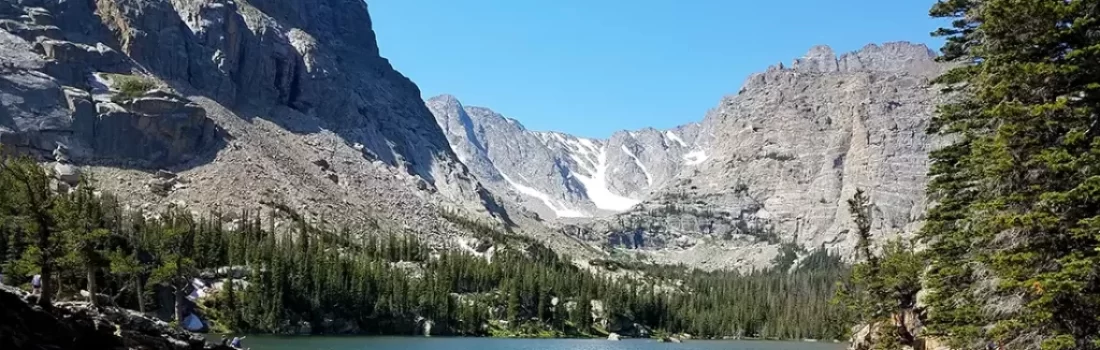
[241,336,846,350]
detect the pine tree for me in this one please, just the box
[924,1,1100,349]
[573,298,592,333]
[56,184,111,306]
[0,153,61,307]
[147,209,198,322]
[109,248,146,313]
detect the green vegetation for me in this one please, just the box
[854,1,1100,349]
[109,74,157,102]
[0,151,851,339]
[833,190,921,349]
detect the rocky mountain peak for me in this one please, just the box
[0,0,514,244]
[744,41,941,93]
[793,44,839,73]
[428,93,463,107]
[427,94,703,220]
[790,41,937,74]
[838,41,938,73]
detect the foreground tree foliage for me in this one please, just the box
[0,151,850,339]
[835,190,922,349]
[925,1,1100,349]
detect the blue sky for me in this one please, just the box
[370,1,946,139]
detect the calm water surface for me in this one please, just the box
[242,336,846,350]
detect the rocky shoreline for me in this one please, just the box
[0,286,231,350]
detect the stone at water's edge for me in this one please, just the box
[0,286,231,350]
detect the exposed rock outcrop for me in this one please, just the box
[0,18,217,168]
[0,286,232,350]
[437,42,949,270]
[673,42,948,264]
[0,0,521,245]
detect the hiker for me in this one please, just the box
[230,336,246,349]
[31,274,41,294]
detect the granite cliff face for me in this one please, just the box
[436,42,949,270]
[0,0,511,239]
[427,94,702,220]
[684,42,947,251]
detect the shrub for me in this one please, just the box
[111,75,157,102]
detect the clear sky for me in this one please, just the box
[369,1,946,139]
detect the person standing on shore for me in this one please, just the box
[31,274,41,294]
[230,336,246,349]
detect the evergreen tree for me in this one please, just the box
[147,209,198,322]
[55,185,111,306]
[924,1,1100,349]
[0,153,61,306]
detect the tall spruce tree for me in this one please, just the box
[924,1,1100,349]
[0,152,61,307]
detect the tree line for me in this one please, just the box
[0,150,852,339]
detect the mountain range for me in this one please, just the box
[429,42,949,269]
[0,0,947,270]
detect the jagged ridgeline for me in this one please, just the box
[0,153,849,339]
[432,42,953,271]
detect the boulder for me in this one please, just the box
[849,324,874,350]
[54,162,81,185]
[607,333,621,341]
[149,176,179,195]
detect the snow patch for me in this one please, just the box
[665,131,688,147]
[620,145,652,186]
[564,138,600,174]
[573,148,642,211]
[684,149,709,165]
[569,152,595,175]
[499,172,588,218]
[577,138,599,153]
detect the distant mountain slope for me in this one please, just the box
[436,42,950,270]
[427,95,702,219]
